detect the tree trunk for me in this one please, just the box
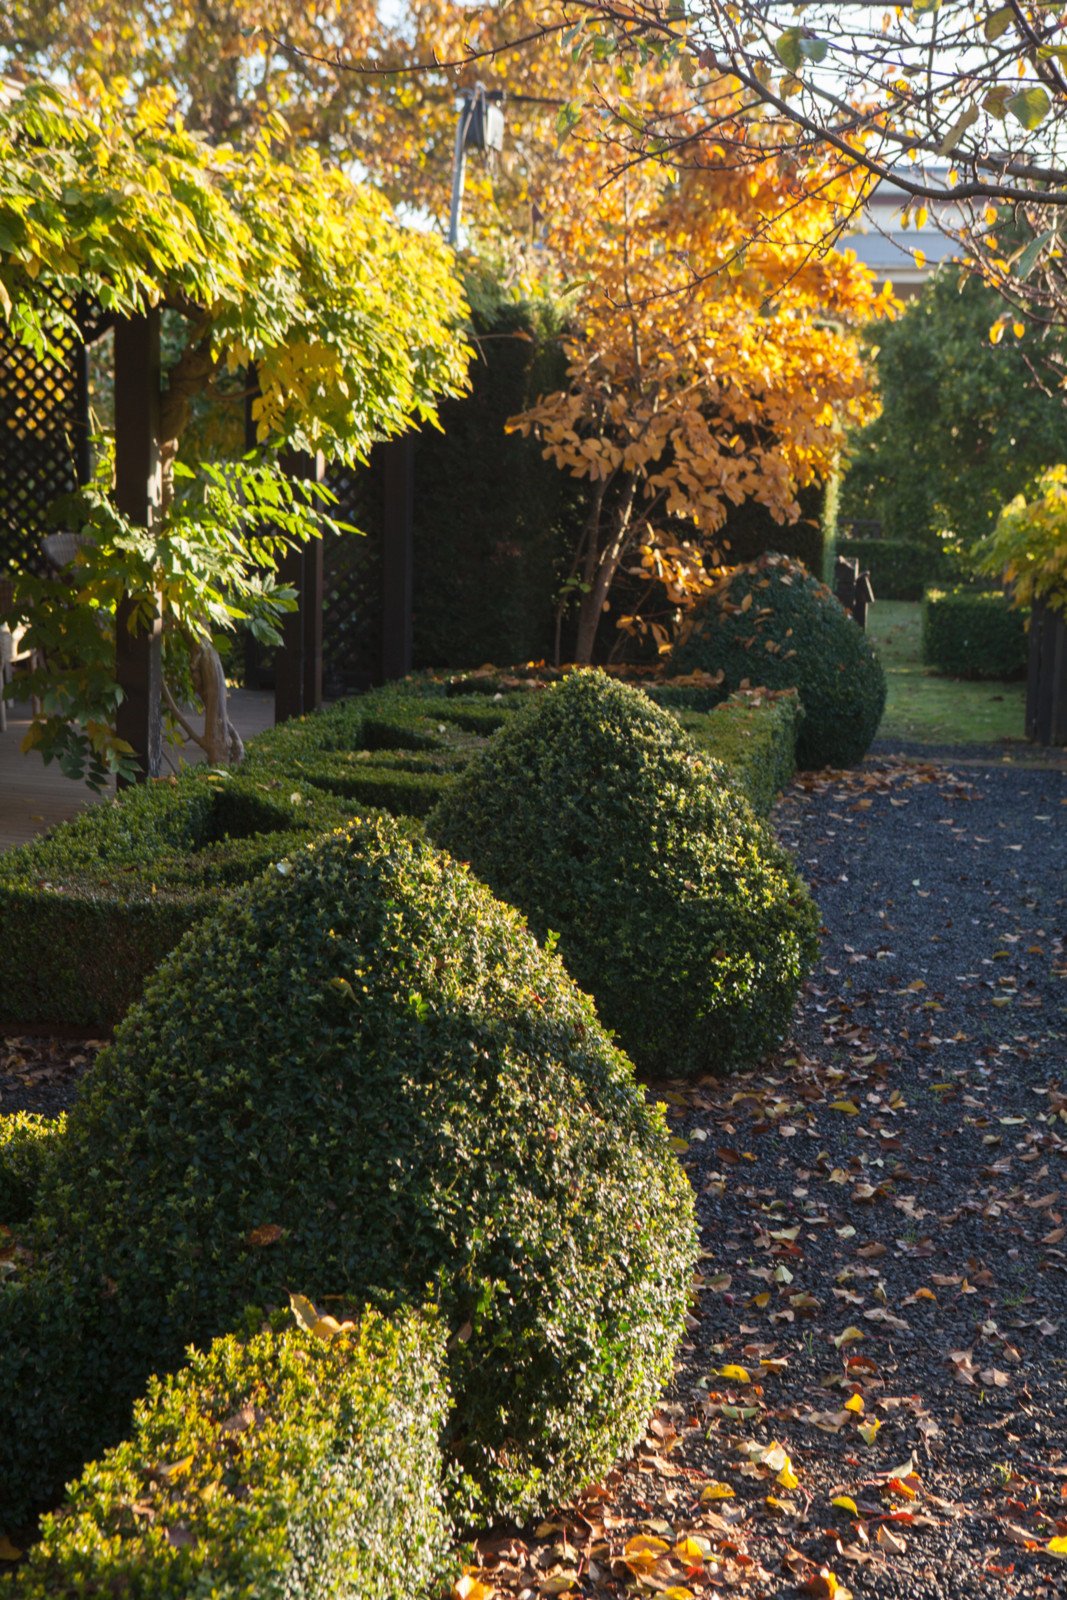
[191,638,245,766]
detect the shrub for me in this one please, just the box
[12,1309,451,1600]
[671,553,887,768]
[0,1113,66,1224]
[922,586,1028,679]
[0,816,695,1527]
[0,774,349,1029]
[677,690,801,818]
[836,536,946,601]
[430,672,819,1080]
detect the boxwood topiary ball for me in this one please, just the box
[671,553,887,768]
[1,816,695,1528]
[429,671,818,1081]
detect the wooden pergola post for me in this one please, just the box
[380,435,415,681]
[274,451,325,723]
[113,310,163,782]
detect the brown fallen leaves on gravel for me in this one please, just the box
[457,757,1067,1600]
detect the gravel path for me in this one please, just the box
[467,751,1067,1600]
[3,750,1065,1599]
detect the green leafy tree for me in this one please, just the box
[841,269,1066,550]
[0,81,468,782]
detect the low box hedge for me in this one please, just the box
[0,675,801,1030]
[922,586,1028,679]
[836,536,945,601]
[9,1307,452,1600]
[0,1113,66,1225]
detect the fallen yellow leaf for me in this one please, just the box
[833,1326,864,1349]
[700,1480,735,1501]
[716,1364,751,1384]
[857,1419,882,1445]
[1047,1536,1067,1556]
[453,1576,494,1600]
[831,1495,859,1515]
[844,1393,864,1414]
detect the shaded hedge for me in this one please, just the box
[836,536,947,601]
[430,672,818,1079]
[922,586,1028,679]
[11,1309,451,1600]
[0,678,800,1030]
[0,816,695,1528]
[0,1112,65,1225]
[671,553,887,768]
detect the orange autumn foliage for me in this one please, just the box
[506,103,895,660]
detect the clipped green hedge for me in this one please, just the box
[922,585,1028,679]
[430,672,818,1079]
[0,816,695,1528]
[679,690,800,818]
[836,536,945,601]
[0,1113,66,1224]
[11,1308,451,1600]
[671,553,887,768]
[1,675,801,1030]
[0,775,350,1029]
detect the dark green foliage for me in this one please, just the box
[922,586,1028,680]
[717,480,828,576]
[0,1112,65,1224]
[11,1310,451,1600]
[841,268,1066,547]
[0,816,695,1527]
[671,553,887,768]
[836,537,952,602]
[430,672,818,1080]
[0,775,349,1028]
[413,274,579,667]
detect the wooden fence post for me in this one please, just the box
[113,310,163,783]
[1027,600,1067,746]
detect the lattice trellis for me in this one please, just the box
[0,326,83,574]
[322,452,385,697]
[0,303,108,577]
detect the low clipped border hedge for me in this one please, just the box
[0,677,800,1030]
[0,1113,66,1225]
[9,1307,451,1600]
[922,586,1028,680]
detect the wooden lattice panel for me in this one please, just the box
[0,325,83,574]
[323,453,384,696]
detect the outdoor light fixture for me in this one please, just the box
[447,83,506,248]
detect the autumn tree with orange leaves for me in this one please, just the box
[509,112,895,663]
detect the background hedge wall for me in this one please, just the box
[922,586,1028,679]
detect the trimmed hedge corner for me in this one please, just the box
[11,1309,451,1600]
[430,672,819,1080]
[671,552,887,768]
[0,1113,66,1225]
[922,586,1028,680]
[679,690,801,818]
[0,815,695,1528]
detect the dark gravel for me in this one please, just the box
[3,749,1065,1597]
[471,751,1067,1600]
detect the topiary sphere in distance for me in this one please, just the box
[671,553,887,768]
[0,817,695,1528]
[430,671,819,1081]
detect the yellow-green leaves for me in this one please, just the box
[1007,86,1052,131]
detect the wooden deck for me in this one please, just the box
[0,690,276,853]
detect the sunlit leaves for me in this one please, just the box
[1006,86,1051,130]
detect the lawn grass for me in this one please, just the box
[868,599,1027,746]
